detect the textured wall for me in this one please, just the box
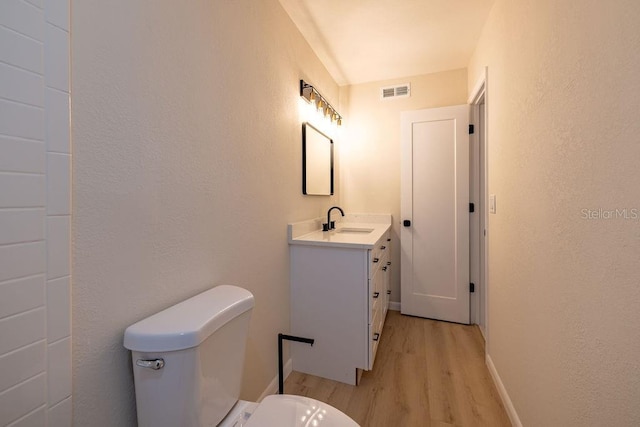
[468,0,640,425]
[340,70,468,303]
[0,0,72,425]
[71,1,340,425]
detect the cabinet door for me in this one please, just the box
[291,245,369,384]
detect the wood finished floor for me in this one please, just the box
[284,310,511,427]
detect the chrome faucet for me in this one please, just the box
[324,206,345,231]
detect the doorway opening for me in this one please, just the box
[469,68,488,340]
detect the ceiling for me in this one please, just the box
[279,0,495,86]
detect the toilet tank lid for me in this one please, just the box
[123,285,254,352]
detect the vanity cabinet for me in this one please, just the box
[289,224,391,385]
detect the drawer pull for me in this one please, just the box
[380,245,386,250]
[387,290,391,295]
[373,292,380,298]
[382,266,387,271]
[373,257,380,263]
[387,261,391,266]
[387,238,391,242]
[373,333,380,342]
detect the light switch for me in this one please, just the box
[489,194,496,214]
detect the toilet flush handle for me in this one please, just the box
[136,359,165,370]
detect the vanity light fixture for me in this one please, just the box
[300,80,342,126]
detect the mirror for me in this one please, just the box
[302,122,334,195]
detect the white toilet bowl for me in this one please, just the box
[220,395,358,427]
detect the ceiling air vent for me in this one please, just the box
[380,83,411,100]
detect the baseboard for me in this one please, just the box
[388,301,400,311]
[486,354,522,427]
[258,358,292,402]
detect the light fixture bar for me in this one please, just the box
[299,79,342,126]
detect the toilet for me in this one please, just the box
[123,285,359,427]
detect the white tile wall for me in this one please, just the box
[0,0,71,425]
[46,397,71,427]
[0,374,46,426]
[46,154,70,214]
[45,89,69,153]
[0,25,43,74]
[0,308,46,355]
[0,242,46,282]
[0,174,46,208]
[0,63,44,106]
[45,0,68,32]
[46,276,69,342]
[46,216,70,279]
[0,276,45,319]
[0,137,46,173]
[0,209,45,245]
[0,100,44,141]
[44,25,69,92]
[24,0,45,12]
[0,0,44,41]
[0,341,46,392]
[8,406,46,427]
[47,337,71,406]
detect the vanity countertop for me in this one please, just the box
[288,214,391,249]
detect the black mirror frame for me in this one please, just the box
[302,122,334,196]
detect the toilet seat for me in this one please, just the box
[243,394,359,427]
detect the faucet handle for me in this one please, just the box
[322,223,330,232]
[330,220,336,229]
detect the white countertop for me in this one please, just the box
[288,214,391,249]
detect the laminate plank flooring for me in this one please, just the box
[284,310,511,427]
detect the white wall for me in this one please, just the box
[468,0,640,425]
[340,70,468,303]
[72,0,340,425]
[0,0,72,425]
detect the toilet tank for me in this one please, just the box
[124,285,254,427]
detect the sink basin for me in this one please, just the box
[336,227,374,234]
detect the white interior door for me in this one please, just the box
[400,105,470,324]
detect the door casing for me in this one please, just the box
[469,67,489,343]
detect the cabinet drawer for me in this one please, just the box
[376,231,390,259]
[369,232,391,279]
[369,250,382,278]
[369,306,383,369]
[369,259,386,322]
[370,283,381,323]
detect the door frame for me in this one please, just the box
[468,67,489,346]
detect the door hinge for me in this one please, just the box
[469,124,475,134]
[469,202,475,213]
[470,283,475,293]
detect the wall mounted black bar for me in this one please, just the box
[278,333,315,394]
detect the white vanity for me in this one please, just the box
[288,214,392,385]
